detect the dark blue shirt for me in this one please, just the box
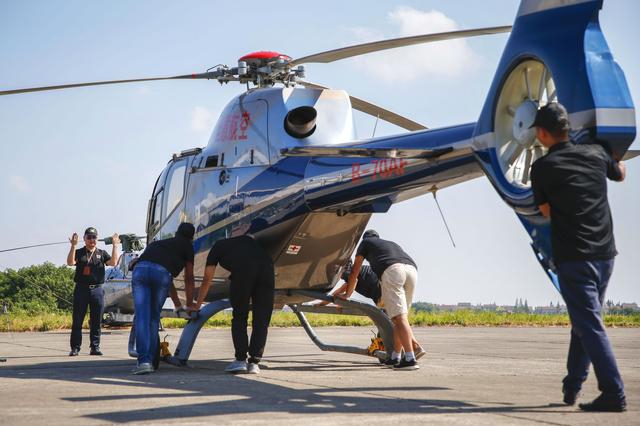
[139,236,194,277]
[206,235,272,272]
[355,237,416,278]
[341,264,381,304]
[74,247,111,285]
[530,141,622,262]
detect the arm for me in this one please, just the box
[337,255,364,300]
[530,164,550,218]
[538,203,551,218]
[194,265,216,310]
[329,282,348,297]
[318,282,348,305]
[183,262,195,308]
[617,161,626,182]
[66,233,78,266]
[106,233,120,266]
[605,147,626,182]
[169,284,182,309]
[184,262,196,307]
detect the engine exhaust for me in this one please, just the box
[284,106,317,138]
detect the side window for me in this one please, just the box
[163,161,187,219]
[152,189,163,225]
[147,170,166,233]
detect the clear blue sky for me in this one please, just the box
[1,1,638,306]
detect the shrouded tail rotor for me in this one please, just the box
[495,59,558,188]
[472,0,636,287]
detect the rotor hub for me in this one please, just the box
[238,51,292,65]
[231,51,301,87]
[512,99,538,147]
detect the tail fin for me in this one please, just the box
[471,0,636,287]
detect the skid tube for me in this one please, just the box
[288,289,394,362]
[128,299,232,367]
[135,289,394,366]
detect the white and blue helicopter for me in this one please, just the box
[2,0,637,365]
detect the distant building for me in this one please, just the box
[534,305,567,315]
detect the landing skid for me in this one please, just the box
[155,289,393,366]
[288,289,393,362]
[165,299,231,366]
[127,300,232,366]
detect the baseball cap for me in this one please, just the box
[84,227,98,236]
[362,229,379,239]
[529,102,571,133]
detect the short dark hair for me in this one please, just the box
[176,222,195,240]
[550,128,570,140]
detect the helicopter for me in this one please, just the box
[1,0,637,365]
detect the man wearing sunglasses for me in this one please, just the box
[67,227,119,356]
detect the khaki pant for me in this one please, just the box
[380,263,417,319]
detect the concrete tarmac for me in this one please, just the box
[0,327,638,425]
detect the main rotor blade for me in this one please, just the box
[0,72,223,96]
[622,150,640,161]
[0,241,68,253]
[291,25,511,66]
[299,81,427,131]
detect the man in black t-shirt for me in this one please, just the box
[339,230,420,370]
[325,260,382,305]
[192,234,274,375]
[130,222,196,375]
[530,102,627,412]
[66,227,119,356]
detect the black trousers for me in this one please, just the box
[230,262,275,362]
[70,285,104,350]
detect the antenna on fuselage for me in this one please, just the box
[371,114,380,138]
[431,188,456,248]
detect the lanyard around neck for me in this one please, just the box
[86,248,96,263]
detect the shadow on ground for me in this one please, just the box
[0,357,574,423]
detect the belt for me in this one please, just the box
[88,284,103,289]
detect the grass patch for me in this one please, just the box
[1,311,74,332]
[1,310,639,332]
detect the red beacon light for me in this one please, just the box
[239,51,292,63]
[237,52,292,76]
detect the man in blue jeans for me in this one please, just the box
[131,222,195,375]
[530,103,627,412]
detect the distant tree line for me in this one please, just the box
[0,263,74,313]
[412,302,437,312]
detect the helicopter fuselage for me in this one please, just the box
[139,86,481,305]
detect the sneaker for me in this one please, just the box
[579,394,626,412]
[69,348,80,357]
[225,360,248,373]
[383,358,399,368]
[393,358,419,371]
[132,363,153,375]
[90,347,103,356]
[414,346,426,360]
[563,388,579,406]
[247,362,260,374]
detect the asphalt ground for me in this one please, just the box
[0,327,638,425]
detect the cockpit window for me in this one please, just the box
[164,161,186,218]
